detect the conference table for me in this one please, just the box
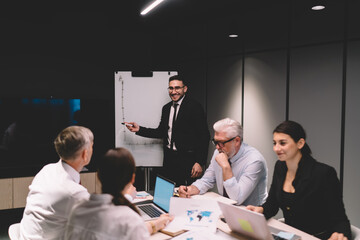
[141,191,320,240]
[150,218,319,239]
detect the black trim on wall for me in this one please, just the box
[339,0,350,192]
[241,54,245,127]
[285,50,290,121]
[205,23,209,117]
[285,1,292,121]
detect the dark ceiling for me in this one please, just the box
[0,1,284,57]
[0,0,356,70]
[0,0,358,98]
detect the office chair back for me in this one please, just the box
[352,225,360,240]
[8,223,21,240]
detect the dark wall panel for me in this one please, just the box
[348,0,360,39]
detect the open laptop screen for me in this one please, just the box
[153,176,175,212]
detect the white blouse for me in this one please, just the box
[65,194,150,240]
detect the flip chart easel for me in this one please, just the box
[114,71,177,190]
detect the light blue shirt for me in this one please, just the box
[192,143,268,206]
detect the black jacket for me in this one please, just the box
[262,155,351,239]
[136,96,210,165]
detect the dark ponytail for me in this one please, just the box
[112,192,140,215]
[97,148,140,215]
[273,120,312,157]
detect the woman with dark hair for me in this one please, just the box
[65,147,173,240]
[247,121,351,240]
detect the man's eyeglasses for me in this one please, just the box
[168,86,185,92]
[211,136,237,147]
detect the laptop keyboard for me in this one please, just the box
[272,233,288,240]
[138,204,162,218]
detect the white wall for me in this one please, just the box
[289,43,343,173]
[243,50,287,190]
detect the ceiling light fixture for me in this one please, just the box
[141,0,165,15]
[228,20,239,38]
[311,5,325,10]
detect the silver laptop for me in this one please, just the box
[218,201,301,240]
[136,175,175,221]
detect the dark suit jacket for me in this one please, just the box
[262,155,351,239]
[136,95,210,165]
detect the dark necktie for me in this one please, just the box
[223,159,231,198]
[170,103,178,149]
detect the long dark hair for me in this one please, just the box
[273,120,312,157]
[97,147,139,214]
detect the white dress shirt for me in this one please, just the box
[167,95,185,150]
[192,142,268,206]
[20,160,90,240]
[65,194,150,240]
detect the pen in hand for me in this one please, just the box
[184,180,190,198]
[121,122,134,127]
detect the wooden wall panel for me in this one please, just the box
[0,178,13,210]
[13,177,33,208]
[80,172,96,194]
[95,173,102,194]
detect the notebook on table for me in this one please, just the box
[218,201,301,240]
[136,175,176,221]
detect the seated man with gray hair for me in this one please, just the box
[20,126,94,240]
[179,118,268,206]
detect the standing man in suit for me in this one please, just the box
[125,75,210,186]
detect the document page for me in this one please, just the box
[164,197,221,233]
[191,191,237,205]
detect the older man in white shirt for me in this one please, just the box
[19,126,94,240]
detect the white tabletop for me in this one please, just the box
[151,218,320,239]
[149,191,320,240]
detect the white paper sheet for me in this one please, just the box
[164,197,221,233]
[191,192,237,205]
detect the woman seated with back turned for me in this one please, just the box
[247,120,351,240]
[65,147,173,240]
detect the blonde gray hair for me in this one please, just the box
[213,118,243,143]
[54,126,94,160]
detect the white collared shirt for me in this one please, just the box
[62,160,81,184]
[20,160,90,240]
[167,95,185,150]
